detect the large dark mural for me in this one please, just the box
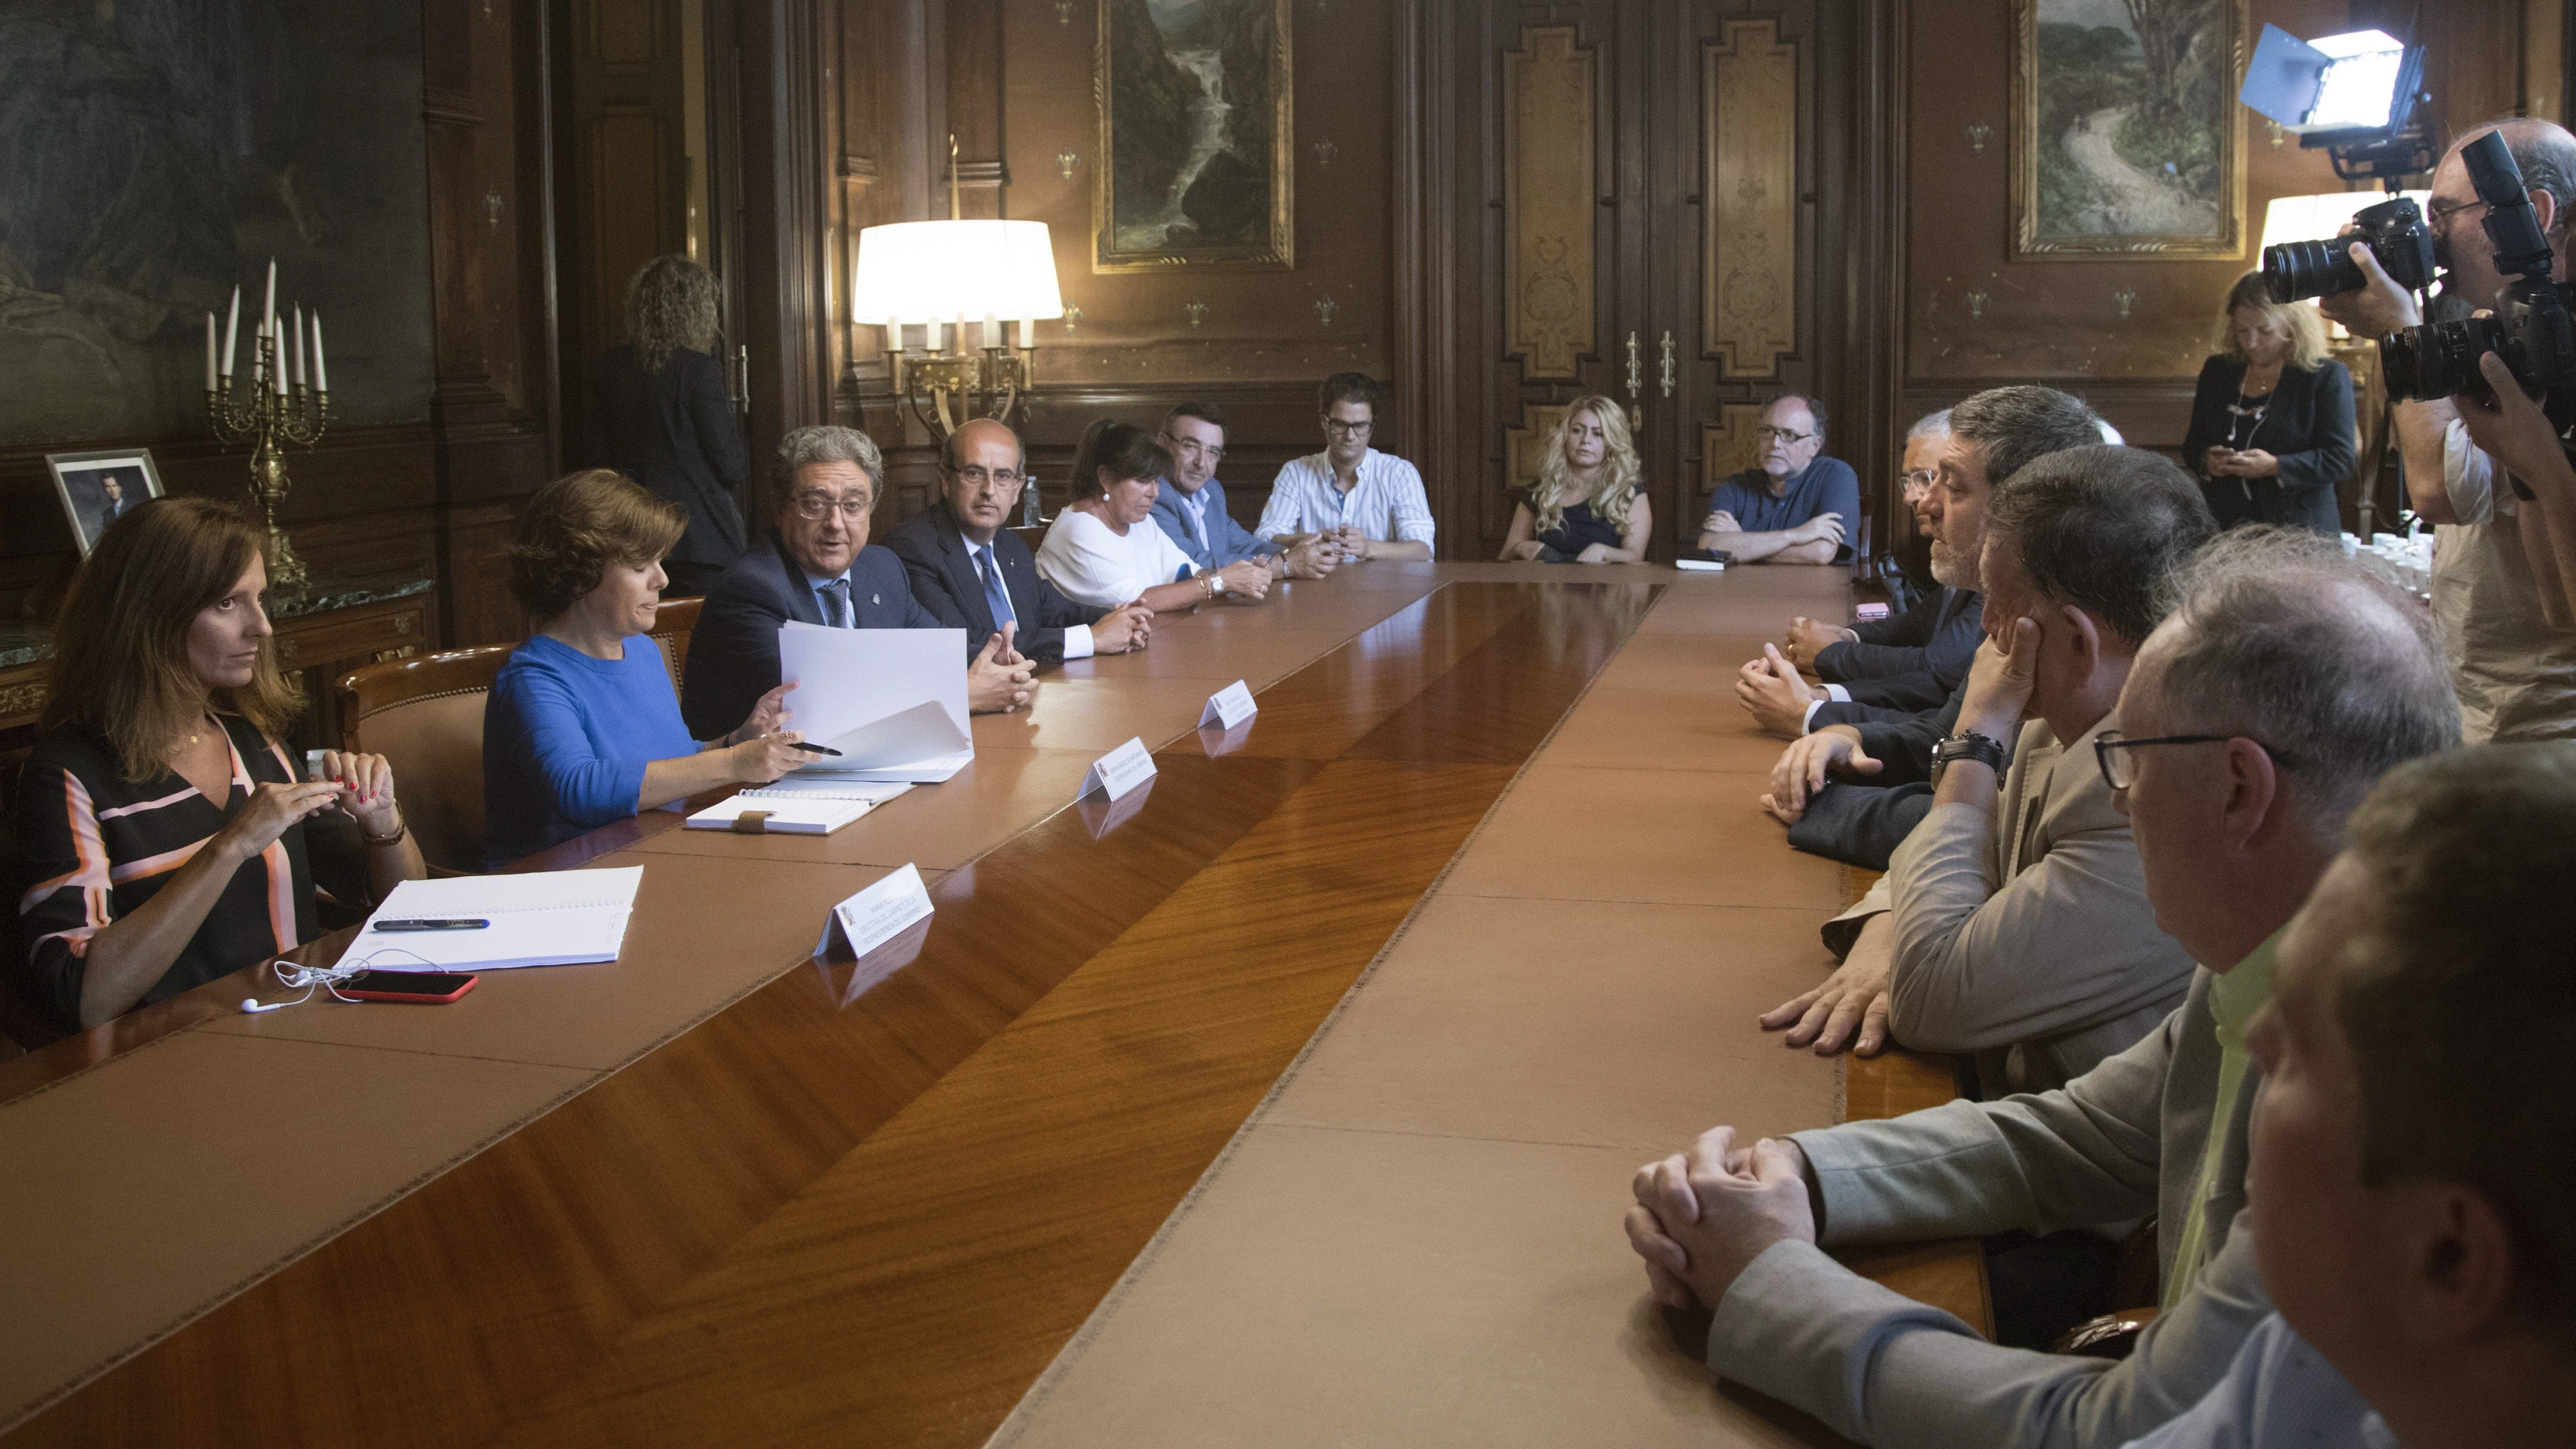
[0,0,431,445]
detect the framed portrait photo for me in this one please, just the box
[1094,0,1293,273]
[2010,0,2248,260]
[46,448,166,557]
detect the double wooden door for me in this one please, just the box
[1459,2,1898,564]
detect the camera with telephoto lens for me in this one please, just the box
[2381,130,2576,405]
[2262,195,2436,303]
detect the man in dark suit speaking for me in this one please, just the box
[681,424,1035,738]
[885,418,1151,668]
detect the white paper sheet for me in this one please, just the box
[343,866,643,971]
[776,624,973,782]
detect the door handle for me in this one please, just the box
[732,344,749,412]
[1659,331,1675,398]
[1625,332,1642,425]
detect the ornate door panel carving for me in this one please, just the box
[1504,28,1596,381]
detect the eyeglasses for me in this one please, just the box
[1900,468,1938,493]
[953,466,1024,488]
[1324,418,1374,436]
[2426,197,2490,233]
[1164,435,1224,463]
[791,493,872,520]
[2092,729,2293,791]
[1757,426,1816,445]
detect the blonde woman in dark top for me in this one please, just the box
[1500,395,1654,563]
[2179,271,2356,535]
[7,500,425,1029]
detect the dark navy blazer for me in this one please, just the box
[679,536,942,739]
[883,498,1106,667]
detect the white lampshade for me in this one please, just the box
[852,219,1064,326]
[2259,190,2430,253]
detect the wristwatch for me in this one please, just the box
[1929,731,2007,784]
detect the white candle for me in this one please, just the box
[983,311,997,348]
[205,312,218,392]
[273,313,288,395]
[263,259,277,345]
[291,304,306,387]
[953,312,965,353]
[1020,314,1035,351]
[928,317,942,353]
[312,312,327,393]
[222,286,240,378]
[883,319,903,352]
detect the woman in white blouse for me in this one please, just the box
[1038,420,1274,612]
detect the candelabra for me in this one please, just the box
[207,326,328,594]
[885,326,1035,442]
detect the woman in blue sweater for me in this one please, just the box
[483,470,809,869]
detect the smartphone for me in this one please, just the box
[338,970,478,1004]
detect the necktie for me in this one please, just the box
[976,545,1017,628]
[818,577,852,629]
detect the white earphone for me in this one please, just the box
[240,997,292,1013]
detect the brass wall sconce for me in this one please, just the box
[2113,288,2137,321]
[1057,151,1080,182]
[1183,300,1209,328]
[1313,137,1337,169]
[1965,122,1993,155]
[1314,295,1338,326]
[1964,291,1990,322]
[1062,304,1083,336]
[1056,0,1075,25]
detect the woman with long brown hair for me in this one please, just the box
[587,253,749,596]
[6,500,426,1029]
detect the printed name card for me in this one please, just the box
[1081,736,1158,802]
[1198,679,1256,730]
[817,863,935,961]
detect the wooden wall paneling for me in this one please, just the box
[1503,27,1597,382]
[737,0,833,535]
[1397,0,1472,557]
[1703,20,1798,381]
[1700,403,1768,495]
[1504,403,1575,498]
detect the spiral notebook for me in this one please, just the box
[683,780,912,834]
[344,866,645,972]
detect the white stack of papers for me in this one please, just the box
[779,623,975,783]
[685,780,912,834]
[344,866,645,972]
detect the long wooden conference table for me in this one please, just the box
[0,563,1981,1446]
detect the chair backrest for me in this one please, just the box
[336,645,515,874]
[649,594,702,697]
[1008,524,1049,555]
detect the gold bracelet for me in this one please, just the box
[362,816,408,848]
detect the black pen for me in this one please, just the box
[375,918,490,931]
[791,741,843,756]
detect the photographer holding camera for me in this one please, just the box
[2321,118,2576,742]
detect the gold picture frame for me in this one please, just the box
[2010,0,2247,260]
[1094,0,1293,273]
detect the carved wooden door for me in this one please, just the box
[1473,2,1894,563]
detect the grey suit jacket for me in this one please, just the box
[1709,969,2270,1449]
[1824,714,2197,1096]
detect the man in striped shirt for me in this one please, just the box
[1256,372,1435,562]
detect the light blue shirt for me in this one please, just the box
[2118,1314,2392,1449]
[1255,448,1435,547]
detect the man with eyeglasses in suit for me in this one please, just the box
[682,424,1035,738]
[1697,394,1859,564]
[886,417,1153,670]
[1148,401,1339,580]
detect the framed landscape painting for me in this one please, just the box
[2011,0,2246,259]
[1095,0,1293,272]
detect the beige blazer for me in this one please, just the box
[1826,713,2198,1096]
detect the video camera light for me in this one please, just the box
[2240,26,2424,146]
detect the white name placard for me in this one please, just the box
[1081,736,1158,802]
[817,863,935,960]
[1198,679,1256,730]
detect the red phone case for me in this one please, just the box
[340,973,479,1004]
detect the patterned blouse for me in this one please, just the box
[8,714,363,1028]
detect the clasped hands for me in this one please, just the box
[2201,445,2281,479]
[1625,1127,1818,1313]
[230,750,404,857]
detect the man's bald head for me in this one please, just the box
[943,417,1025,474]
[2432,117,2576,301]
